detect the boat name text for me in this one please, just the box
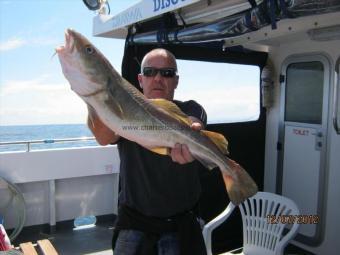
[153,0,187,12]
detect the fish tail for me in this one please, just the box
[222,162,258,205]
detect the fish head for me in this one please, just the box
[56,28,113,97]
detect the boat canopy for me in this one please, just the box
[93,0,340,45]
[93,0,263,39]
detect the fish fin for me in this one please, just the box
[200,130,229,155]
[148,147,170,156]
[105,98,124,119]
[150,99,192,126]
[221,161,258,205]
[87,104,96,129]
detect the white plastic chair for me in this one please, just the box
[203,192,300,255]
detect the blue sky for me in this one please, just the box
[0,0,138,126]
[0,0,260,126]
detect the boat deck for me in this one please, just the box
[12,216,114,255]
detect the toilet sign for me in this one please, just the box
[292,128,309,136]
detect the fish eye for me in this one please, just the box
[85,45,95,54]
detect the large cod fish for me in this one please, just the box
[56,29,257,205]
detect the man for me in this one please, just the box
[88,48,208,255]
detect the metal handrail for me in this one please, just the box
[334,58,340,134]
[0,136,96,152]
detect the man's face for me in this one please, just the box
[138,53,179,100]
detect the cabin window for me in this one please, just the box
[285,61,324,124]
[175,60,260,124]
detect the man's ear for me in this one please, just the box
[137,74,143,89]
[175,75,179,89]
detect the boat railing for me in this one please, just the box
[0,137,97,152]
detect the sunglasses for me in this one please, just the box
[142,67,177,78]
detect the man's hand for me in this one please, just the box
[170,119,203,164]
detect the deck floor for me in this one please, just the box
[13,220,114,255]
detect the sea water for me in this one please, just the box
[0,124,98,152]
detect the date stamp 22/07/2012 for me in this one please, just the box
[266,215,319,224]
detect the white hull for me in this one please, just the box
[0,146,120,229]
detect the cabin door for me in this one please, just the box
[278,54,330,244]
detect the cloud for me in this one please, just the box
[0,36,59,52]
[0,75,260,125]
[0,76,87,125]
[0,38,26,51]
[176,85,260,123]
[1,75,57,94]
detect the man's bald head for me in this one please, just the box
[138,48,179,100]
[141,48,177,72]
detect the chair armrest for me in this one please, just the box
[202,202,236,255]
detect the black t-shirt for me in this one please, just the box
[117,100,207,218]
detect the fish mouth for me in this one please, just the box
[65,29,75,52]
[55,28,75,54]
